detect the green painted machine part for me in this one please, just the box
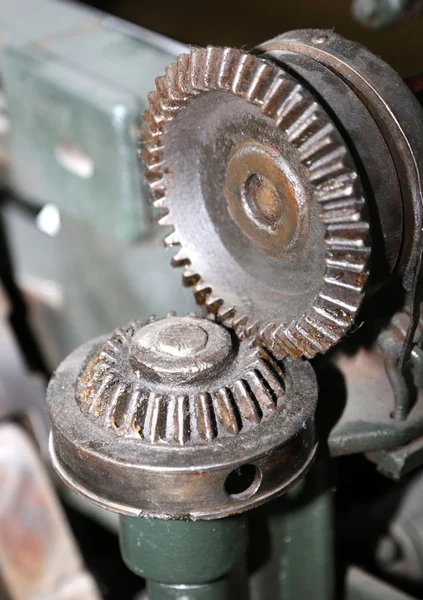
[120,515,248,600]
[0,0,186,243]
[249,460,334,600]
[119,462,334,600]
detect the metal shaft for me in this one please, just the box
[120,515,248,600]
[249,459,334,600]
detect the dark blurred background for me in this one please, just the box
[84,0,423,75]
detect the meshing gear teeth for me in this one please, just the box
[141,46,370,360]
[77,315,287,445]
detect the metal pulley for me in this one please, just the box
[142,29,423,360]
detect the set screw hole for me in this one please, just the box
[224,464,262,499]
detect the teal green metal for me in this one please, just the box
[118,461,334,600]
[1,0,186,243]
[249,459,334,600]
[120,515,248,599]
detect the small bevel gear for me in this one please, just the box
[47,313,317,518]
[141,45,370,360]
[77,314,287,445]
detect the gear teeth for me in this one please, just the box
[171,248,190,267]
[217,47,242,91]
[297,122,335,160]
[244,370,277,415]
[190,47,208,91]
[205,295,224,313]
[182,268,201,287]
[157,212,172,227]
[88,373,117,417]
[165,62,187,103]
[321,198,365,224]
[244,320,261,337]
[147,91,170,125]
[174,54,190,95]
[195,392,216,441]
[141,46,370,359]
[155,76,176,113]
[103,382,128,429]
[304,314,340,343]
[165,395,190,444]
[212,388,240,435]
[233,313,250,331]
[231,52,257,95]
[286,101,319,142]
[275,84,308,127]
[142,393,164,442]
[325,248,370,272]
[283,324,319,358]
[262,77,293,119]
[246,62,275,104]
[318,292,360,323]
[217,304,236,321]
[117,389,143,434]
[296,320,332,354]
[193,280,212,304]
[78,319,288,445]
[163,229,180,247]
[266,324,302,360]
[232,380,261,424]
[203,45,221,89]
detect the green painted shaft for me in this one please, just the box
[249,458,334,600]
[120,515,248,598]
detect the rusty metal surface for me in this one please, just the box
[0,423,100,600]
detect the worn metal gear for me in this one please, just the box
[47,314,317,519]
[77,314,288,444]
[141,45,370,359]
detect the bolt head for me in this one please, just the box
[130,316,233,382]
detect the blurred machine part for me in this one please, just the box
[0,0,195,370]
[0,0,186,243]
[352,0,423,29]
[0,423,100,600]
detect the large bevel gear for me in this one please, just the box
[141,44,370,359]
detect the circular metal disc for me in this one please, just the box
[141,46,370,359]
